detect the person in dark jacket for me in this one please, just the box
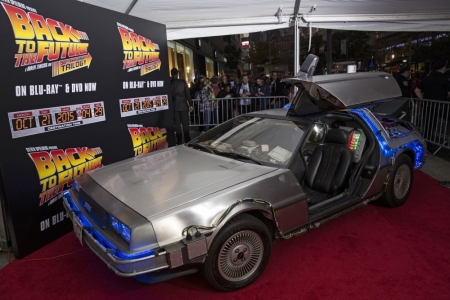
[415,60,450,101]
[254,76,271,110]
[410,72,422,98]
[171,68,193,144]
[270,71,285,108]
[396,65,411,98]
[217,83,234,122]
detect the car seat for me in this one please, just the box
[303,128,353,205]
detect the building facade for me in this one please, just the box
[375,32,449,73]
[168,36,227,86]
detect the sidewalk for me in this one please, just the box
[0,250,13,269]
[435,147,450,164]
[422,153,450,181]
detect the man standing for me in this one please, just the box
[414,60,450,101]
[254,76,271,111]
[396,65,411,98]
[270,71,284,108]
[170,68,193,144]
[199,78,215,132]
[236,75,255,114]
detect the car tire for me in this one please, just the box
[379,154,414,208]
[202,214,272,291]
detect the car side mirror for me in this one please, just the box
[296,54,319,77]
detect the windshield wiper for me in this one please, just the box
[214,150,263,165]
[188,142,215,154]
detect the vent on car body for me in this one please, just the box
[78,190,109,228]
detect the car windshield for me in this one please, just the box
[190,116,310,166]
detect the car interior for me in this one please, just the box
[191,112,378,216]
[193,117,309,167]
[292,112,377,214]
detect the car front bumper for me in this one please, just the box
[62,190,169,277]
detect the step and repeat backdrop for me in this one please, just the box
[0,0,175,258]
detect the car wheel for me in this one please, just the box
[203,214,272,291]
[379,154,414,207]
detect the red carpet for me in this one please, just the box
[1,171,450,299]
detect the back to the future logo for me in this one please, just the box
[117,22,161,76]
[28,146,103,206]
[2,2,92,77]
[127,125,168,156]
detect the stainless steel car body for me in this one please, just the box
[85,146,307,247]
[63,144,308,276]
[63,70,426,281]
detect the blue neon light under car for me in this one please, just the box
[63,190,155,259]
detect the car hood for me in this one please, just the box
[87,146,276,219]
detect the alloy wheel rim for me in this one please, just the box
[393,164,411,199]
[218,230,264,282]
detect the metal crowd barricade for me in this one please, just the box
[189,96,290,127]
[410,98,450,154]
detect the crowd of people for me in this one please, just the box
[394,60,450,152]
[190,72,295,106]
[171,68,296,143]
[191,72,294,132]
[172,60,450,146]
[394,60,450,100]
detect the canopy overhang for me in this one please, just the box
[80,0,450,40]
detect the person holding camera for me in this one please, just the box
[199,77,215,132]
[236,75,255,115]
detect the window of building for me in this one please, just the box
[167,41,195,85]
[168,41,176,72]
[184,48,195,84]
[218,64,224,77]
[205,57,214,78]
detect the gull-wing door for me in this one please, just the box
[284,58,401,117]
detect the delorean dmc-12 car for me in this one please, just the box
[63,55,426,291]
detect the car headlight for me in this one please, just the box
[110,216,131,242]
